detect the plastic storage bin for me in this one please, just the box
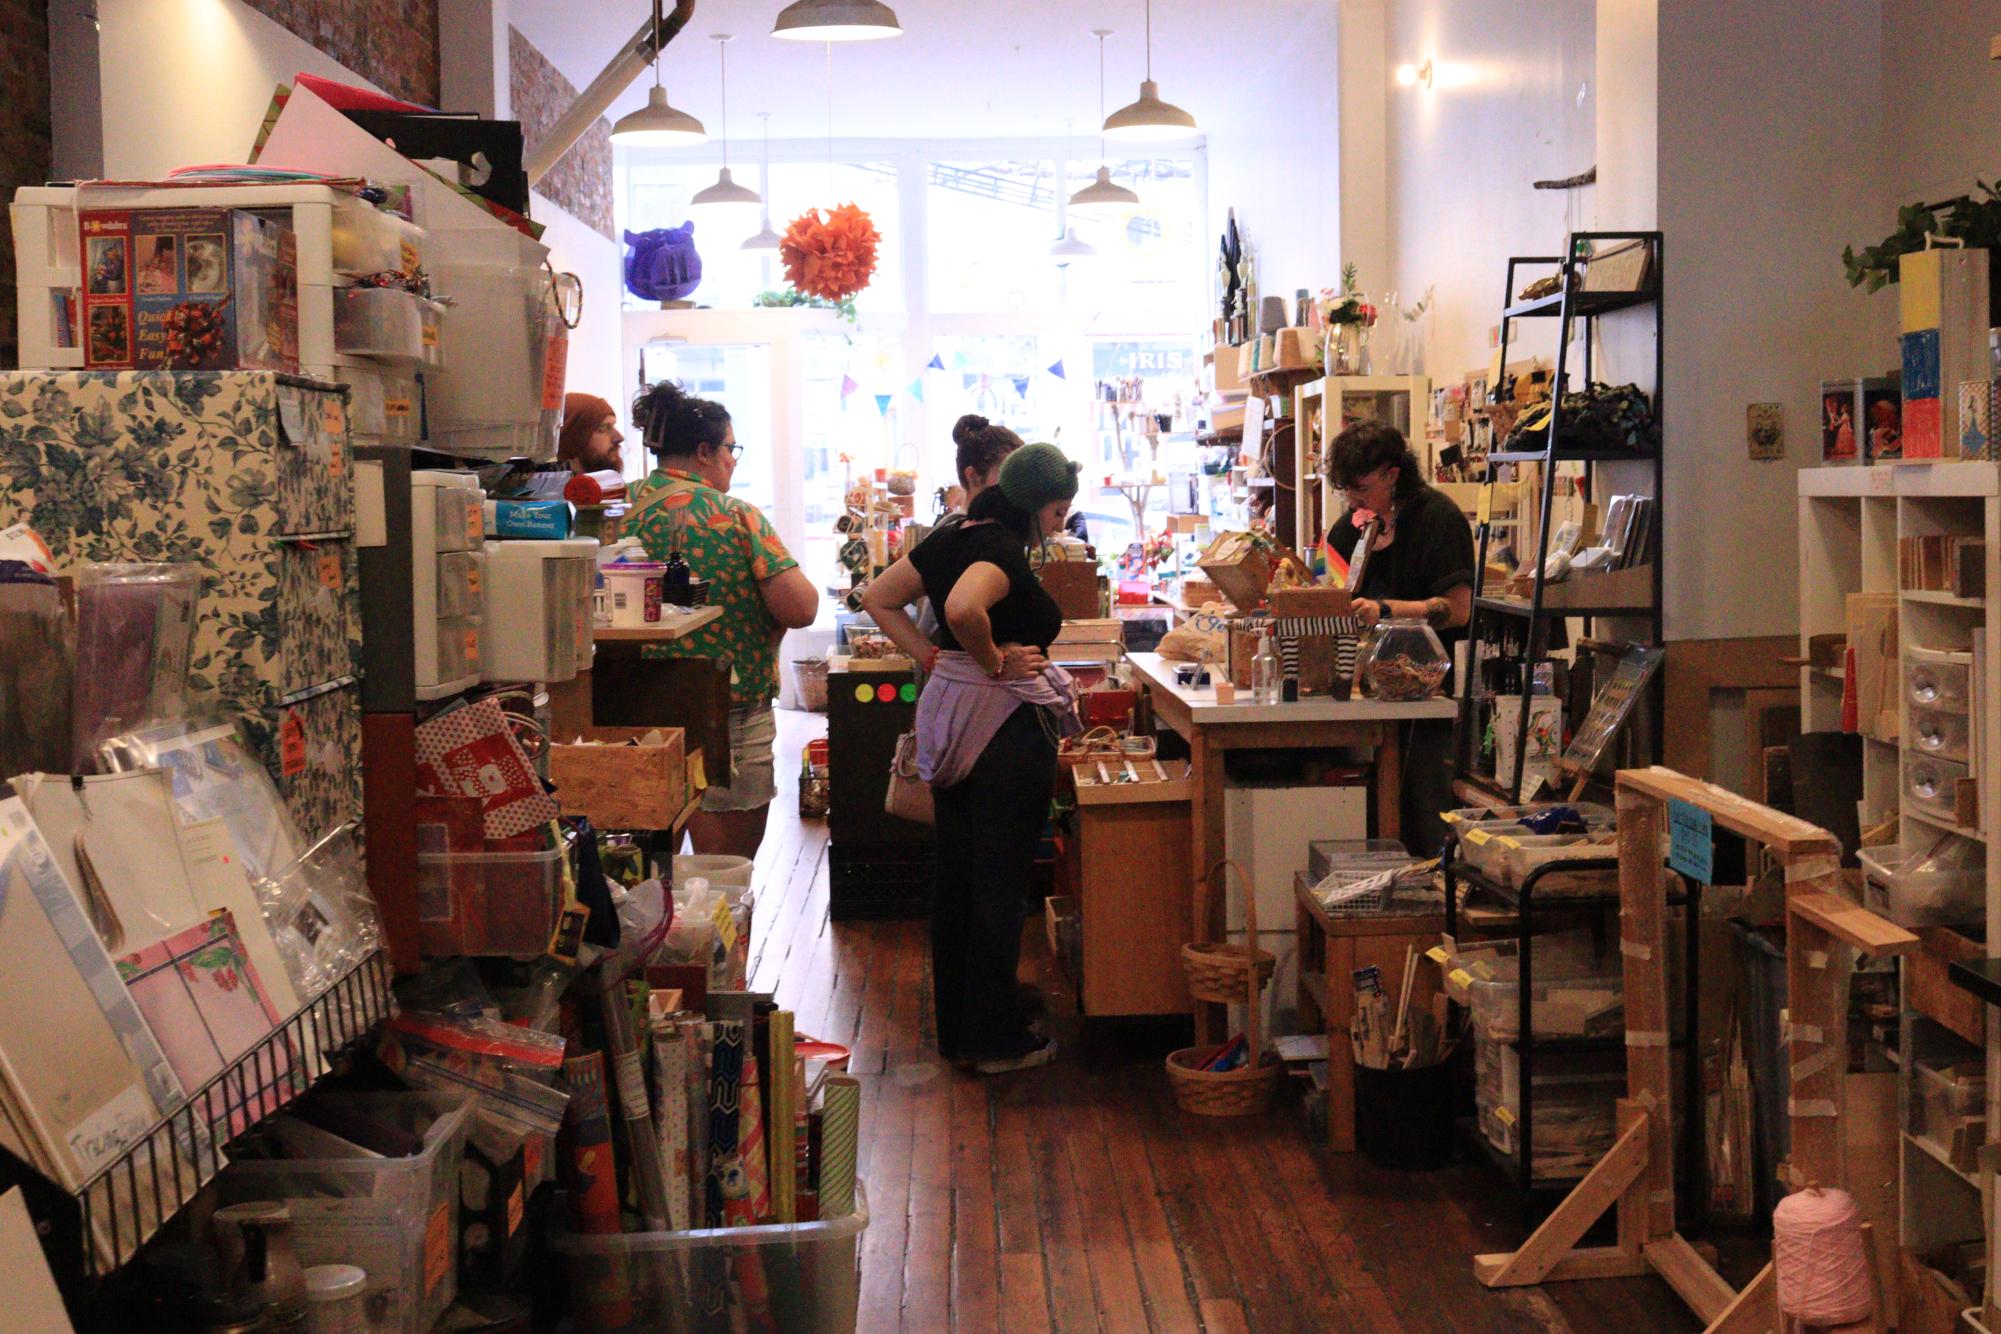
[1444,803,1620,890]
[1475,1043,1621,1179]
[334,287,445,366]
[215,1091,473,1334]
[549,1185,869,1334]
[1914,1055,1985,1171]
[1911,708,1972,761]
[1905,753,1970,823]
[483,538,598,684]
[1907,646,1971,711]
[331,206,424,277]
[436,550,484,617]
[1468,972,1625,1043]
[430,484,484,554]
[1307,837,1407,884]
[1858,839,1984,927]
[437,615,482,681]
[417,844,567,956]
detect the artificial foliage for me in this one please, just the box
[1843,185,2001,292]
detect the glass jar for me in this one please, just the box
[1359,618,1450,701]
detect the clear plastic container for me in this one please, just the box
[548,1184,870,1334]
[215,1092,472,1334]
[1906,753,1970,822]
[1907,646,1972,712]
[436,615,482,682]
[1475,1046,1622,1179]
[1914,1055,1986,1171]
[417,845,567,957]
[1911,708,1971,761]
[334,287,445,366]
[1359,617,1450,701]
[331,204,424,277]
[1432,928,1610,1005]
[433,485,484,554]
[1468,972,1624,1044]
[343,368,422,442]
[1444,802,1620,889]
[1306,837,1407,884]
[1858,838,1984,927]
[436,550,484,618]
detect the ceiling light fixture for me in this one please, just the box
[742,113,783,249]
[1049,225,1099,264]
[1103,0,1197,142]
[1071,29,1141,211]
[690,35,762,208]
[610,0,708,148]
[772,0,902,42]
[1395,58,1434,89]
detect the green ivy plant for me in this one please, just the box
[1842,184,2001,291]
[752,286,858,323]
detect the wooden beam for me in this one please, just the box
[1473,1246,1650,1285]
[1789,890,1917,958]
[1615,1099,1648,1258]
[1644,1234,1737,1325]
[1786,909,1847,1191]
[1614,765,1842,855]
[1474,1116,1648,1287]
[1617,790,1676,1237]
[1701,1261,1778,1334]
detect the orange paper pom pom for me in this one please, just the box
[780,203,881,303]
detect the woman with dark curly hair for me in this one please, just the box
[625,381,819,859]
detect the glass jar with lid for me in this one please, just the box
[1358,618,1449,701]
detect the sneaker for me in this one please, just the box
[974,1036,1058,1076]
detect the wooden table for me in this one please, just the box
[590,605,724,641]
[1293,872,1443,1152]
[550,606,734,785]
[1127,651,1456,1044]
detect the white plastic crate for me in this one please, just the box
[1859,839,1984,927]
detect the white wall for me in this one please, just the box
[533,194,625,414]
[1880,0,2001,207]
[1656,1,1889,641]
[1381,0,1597,381]
[91,0,383,180]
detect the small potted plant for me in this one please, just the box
[1318,264,1379,375]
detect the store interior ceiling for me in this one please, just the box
[506,0,1331,143]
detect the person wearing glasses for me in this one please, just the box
[1324,420,1474,855]
[627,382,820,859]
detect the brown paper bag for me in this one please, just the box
[1846,592,1898,743]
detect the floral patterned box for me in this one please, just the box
[251,678,364,845]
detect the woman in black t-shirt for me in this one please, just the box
[863,443,1082,1074]
[1325,421,1475,854]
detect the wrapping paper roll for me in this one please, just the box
[817,1075,861,1220]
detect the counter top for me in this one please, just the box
[1127,651,1457,724]
[592,606,723,641]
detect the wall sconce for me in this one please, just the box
[1394,59,1434,90]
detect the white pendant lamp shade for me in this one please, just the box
[772,0,902,41]
[1070,166,1140,208]
[1049,226,1098,263]
[1104,79,1196,141]
[691,166,761,207]
[742,218,783,250]
[741,112,780,249]
[612,85,707,148]
[1104,1,1196,142]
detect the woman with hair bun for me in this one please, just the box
[625,381,820,859]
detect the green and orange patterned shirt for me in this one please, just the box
[630,467,801,706]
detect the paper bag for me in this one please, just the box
[1846,592,1898,743]
[415,698,561,840]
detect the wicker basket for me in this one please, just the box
[1165,1046,1284,1116]
[1180,860,1275,1005]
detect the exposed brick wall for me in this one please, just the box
[0,0,52,368]
[241,0,441,107]
[508,26,615,240]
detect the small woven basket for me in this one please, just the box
[1165,1046,1283,1116]
[1180,859,1275,1005]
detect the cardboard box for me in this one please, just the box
[80,206,298,371]
[547,726,690,829]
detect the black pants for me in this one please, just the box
[931,705,1057,1061]
[1402,717,1457,858]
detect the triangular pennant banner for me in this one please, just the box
[1011,376,1031,399]
[907,378,925,402]
[1047,359,1066,380]
[874,393,892,415]
[927,354,945,371]
[962,373,979,390]
[840,375,859,400]
[953,351,971,370]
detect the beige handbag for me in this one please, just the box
[885,730,935,825]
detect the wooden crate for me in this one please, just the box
[547,726,689,829]
[1073,765,1194,1015]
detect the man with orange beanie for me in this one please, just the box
[559,393,626,474]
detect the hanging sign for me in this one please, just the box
[1667,798,1714,885]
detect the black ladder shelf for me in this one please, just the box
[1454,230,1666,804]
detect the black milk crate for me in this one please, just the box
[829,841,934,921]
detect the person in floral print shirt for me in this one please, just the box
[628,382,819,858]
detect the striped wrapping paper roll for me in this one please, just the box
[651,1015,697,1231]
[817,1075,861,1220]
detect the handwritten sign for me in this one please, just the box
[1667,798,1714,885]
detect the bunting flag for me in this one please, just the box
[926,354,945,371]
[840,375,859,400]
[1011,376,1031,399]
[953,351,971,370]
[1047,359,1066,380]
[874,393,892,415]
[962,373,979,391]
[907,378,924,402]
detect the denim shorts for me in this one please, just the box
[700,704,778,812]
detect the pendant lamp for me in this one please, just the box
[611,0,707,147]
[1103,0,1196,142]
[1071,29,1140,210]
[772,0,902,42]
[742,114,783,250]
[690,35,761,209]
[1049,226,1098,264]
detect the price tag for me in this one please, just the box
[506,1182,525,1236]
[423,1203,450,1293]
[322,397,346,437]
[1867,466,1894,495]
[278,711,308,777]
[541,329,569,411]
[326,442,345,477]
[421,317,441,349]
[318,551,342,590]
[466,498,485,547]
[1462,827,1491,846]
[463,627,480,669]
[400,238,421,276]
[1425,945,1449,965]
[1667,797,1714,885]
[465,561,482,595]
[1476,483,1495,525]
[1494,1105,1517,1127]
[384,395,413,423]
[1447,968,1473,990]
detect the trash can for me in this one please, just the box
[1354,1061,1456,1170]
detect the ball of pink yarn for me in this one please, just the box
[1772,1186,1873,1325]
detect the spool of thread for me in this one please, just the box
[1772,1186,1873,1325]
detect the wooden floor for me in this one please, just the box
[747,710,1706,1334]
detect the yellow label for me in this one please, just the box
[422,316,441,349]
[1900,248,1941,332]
[1440,811,1464,825]
[1494,1106,1517,1127]
[384,395,413,420]
[711,895,738,952]
[1495,834,1522,850]
[688,749,707,792]
[1462,827,1492,846]
[1476,484,1495,525]
[400,238,421,276]
[1447,968,1473,990]
[1425,946,1449,965]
